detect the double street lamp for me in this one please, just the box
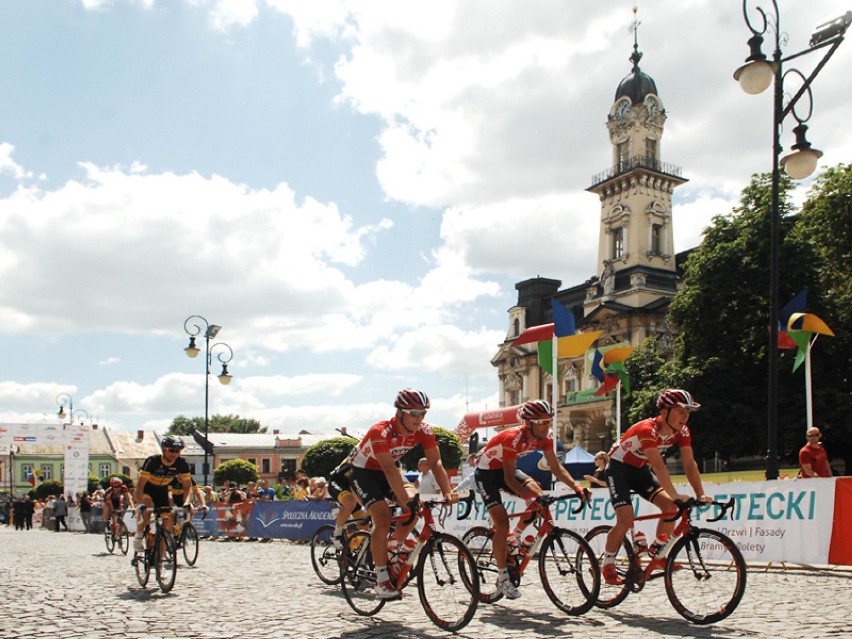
[56,392,75,424]
[734,2,850,479]
[183,315,234,486]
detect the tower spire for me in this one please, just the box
[630,4,642,71]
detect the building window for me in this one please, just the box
[99,463,111,478]
[616,141,629,170]
[613,228,624,259]
[187,463,197,475]
[41,464,53,481]
[122,466,131,476]
[651,223,662,254]
[645,137,657,161]
[261,458,271,474]
[280,459,297,479]
[21,464,33,482]
[513,318,520,337]
[247,458,257,468]
[60,464,65,479]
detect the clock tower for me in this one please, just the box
[585,27,687,311]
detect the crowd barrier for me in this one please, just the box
[52,477,850,566]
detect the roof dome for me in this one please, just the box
[614,46,658,104]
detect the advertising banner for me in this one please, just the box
[63,423,90,499]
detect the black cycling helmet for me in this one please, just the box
[161,434,185,450]
[656,389,700,411]
[517,399,555,421]
[394,388,430,411]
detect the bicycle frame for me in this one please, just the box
[628,498,736,585]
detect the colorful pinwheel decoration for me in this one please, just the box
[592,346,633,396]
[786,311,834,430]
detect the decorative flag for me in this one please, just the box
[551,298,576,337]
[786,312,834,372]
[27,471,36,487]
[777,289,808,349]
[591,349,605,383]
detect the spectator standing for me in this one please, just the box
[799,427,833,478]
[293,478,310,500]
[78,493,93,533]
[257,479,275,501]
[584,451,609,489]
[416,457,442,495]
[23,496,35,530]
[12,498,25,531]
[53,495,68,532]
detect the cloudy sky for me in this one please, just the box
[0,0,849,438]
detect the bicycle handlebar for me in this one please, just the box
[663,497,736,523]
[400,494,421,527]
[453,490,475,521]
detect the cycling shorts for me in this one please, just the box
[606,459,665,508]
[350,467,412,510]
[474,468,535,510]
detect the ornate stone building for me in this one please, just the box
[491,32,689,452]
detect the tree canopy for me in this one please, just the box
[168,414,266,436]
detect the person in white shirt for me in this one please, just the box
[416,457,442,495]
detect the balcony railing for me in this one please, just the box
[590,155,683,187]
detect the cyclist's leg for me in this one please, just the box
[509,471,542,539]
[351,467,398,597]
[134,495,154,551]
[390,481,418,544]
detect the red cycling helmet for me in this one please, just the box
[517,399,555,422]
[656,389,700,411]
[394,389,430,411]
[109,476,123,487]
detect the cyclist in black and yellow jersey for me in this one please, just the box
[133,435,193,553]
[170,475,207,528]
[327,456,367,549]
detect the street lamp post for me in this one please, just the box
[734,2,850,479]
[71,409,91,426]
[183,315,234,486]
[56,392,74,424]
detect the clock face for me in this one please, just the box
[614,99,631,121]
[645,97,660,117]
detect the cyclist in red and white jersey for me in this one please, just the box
[474,399,585,599]
[350,388,458,599]
[602,389,711,585]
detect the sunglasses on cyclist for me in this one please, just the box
[529,418,552,426]
[165,448,182,453]
[402,409,428,418]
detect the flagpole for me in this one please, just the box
[616,380,622,441]
[552,333,558,454]
[805,335,818,430]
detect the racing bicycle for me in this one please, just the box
[462,492,600,615]
[339,493,480,632]
[104,509,130,555]
[130,505,178,593]
[584,497,747,624]
[173,504,207,566]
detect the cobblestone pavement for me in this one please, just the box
[1,526,849,639]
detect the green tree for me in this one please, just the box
[400,426,464,472]
[168,414,266,436]
[212,459,258,488]
[34,479,63,500]
[301,437,358,480]
[788,163,852,473]
[667,167,850,469]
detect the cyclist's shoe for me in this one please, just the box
[331,534,344,551]
[496,576,521,599]
[602,562,624,586]
[133,536,145,553]
[374,579,402,600]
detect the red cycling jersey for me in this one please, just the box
[350,418,438,471]
[475,425,553,470]
[608,416,693,468]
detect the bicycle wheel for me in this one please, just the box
[181,522,199,566]
[104,525,116,554]
[155,530,178,593]
[665,528,747,624]
[461,526,502,603]
[311,524,342,585]
[117,521,130,555]
[340,531,385,616]
[584,525,635,608]
[134,549,151,587]
[417,533,479,632]
[538,527,600,616]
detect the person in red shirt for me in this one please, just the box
[473,399,585,599]
[601,389,711,585]
[799,427,833,478]
[349,388,458,599]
